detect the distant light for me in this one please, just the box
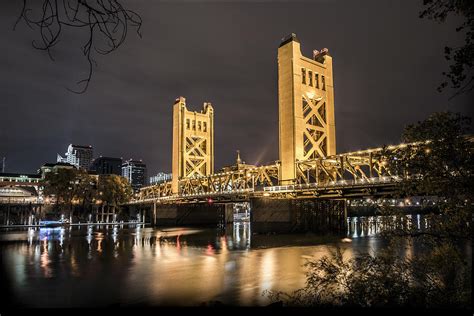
[263,192,270,197]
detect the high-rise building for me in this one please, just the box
[122,159,147,191]
[57,144,93,170]
[149,172,172,185]
[91,156,122,175]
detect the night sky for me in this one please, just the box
[1,0,472,176]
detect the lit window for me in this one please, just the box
[315,73,319,89]
[301,68,306,84]
[308,71,313,86]
[321,75,326,90]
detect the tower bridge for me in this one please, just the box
[130,34,410,231]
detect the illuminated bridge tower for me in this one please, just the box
[172,97,214,194]
[278,33,336,185]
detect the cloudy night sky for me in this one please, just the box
[1,0,472,176]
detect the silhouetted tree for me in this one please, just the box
[15,0,142,93]
[72,169,97,218]
[420,0,474,97]
[267,112,473,308]
[387,112,473,240]
[97,174,132,221]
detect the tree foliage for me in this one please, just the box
[267,112,473,308]
[267,242,471,308]
[15,0,142,93]
[43,167,77,211]
[388,112,473,240]
[44,168,133,219]
[97,174,133,208]
[420,0,474,97]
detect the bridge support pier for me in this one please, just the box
[224,204,234,224]
[250,198,347,233]
[151,202,226,227]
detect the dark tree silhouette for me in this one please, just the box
[15,0,142,93]
[420,0,474,98]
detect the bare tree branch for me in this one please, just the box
[14,0,142,93]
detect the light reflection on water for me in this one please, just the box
[346,214,427,238]
[0,216,459,307]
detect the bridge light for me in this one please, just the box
[263,192,270,197]
[207,197,213,204]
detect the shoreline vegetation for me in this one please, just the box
[265,112,473,309]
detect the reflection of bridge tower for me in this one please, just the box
[278,33,336,184]
[172,97,214,194]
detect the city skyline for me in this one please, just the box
[1,0,472,176]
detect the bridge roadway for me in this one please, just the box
[130,176,399,205]
[131,142,410,206]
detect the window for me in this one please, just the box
[203,122,207,132]
[186,119,190,129]
[308,71,313,86]
[322,75,326,90]
[301,68,306,84]
[192,120,196,130]
[198,121,202,131]
[315,73,319,89]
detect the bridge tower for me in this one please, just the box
[172,97,214,194]
[278,33,336,185]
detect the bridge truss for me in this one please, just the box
[134,143,412,205]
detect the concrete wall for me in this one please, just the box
[250,197,346,233]
[152,202,226,227]
[154,204,178,226]
[250,198,294,233]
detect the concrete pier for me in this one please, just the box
[250,197,347,233]
[151,202,226,227]
[141,198,347,233]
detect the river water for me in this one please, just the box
[0,215,467,307]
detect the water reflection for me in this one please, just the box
[346,214,429,238]
[0,217,468,307]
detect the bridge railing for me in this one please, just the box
[137,164,279,202]
[295,143,412,186]
[263,175,402,193]
[135,142,427,203]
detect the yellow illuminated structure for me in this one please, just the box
[278,33,336,184]
[171,97,214,194]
